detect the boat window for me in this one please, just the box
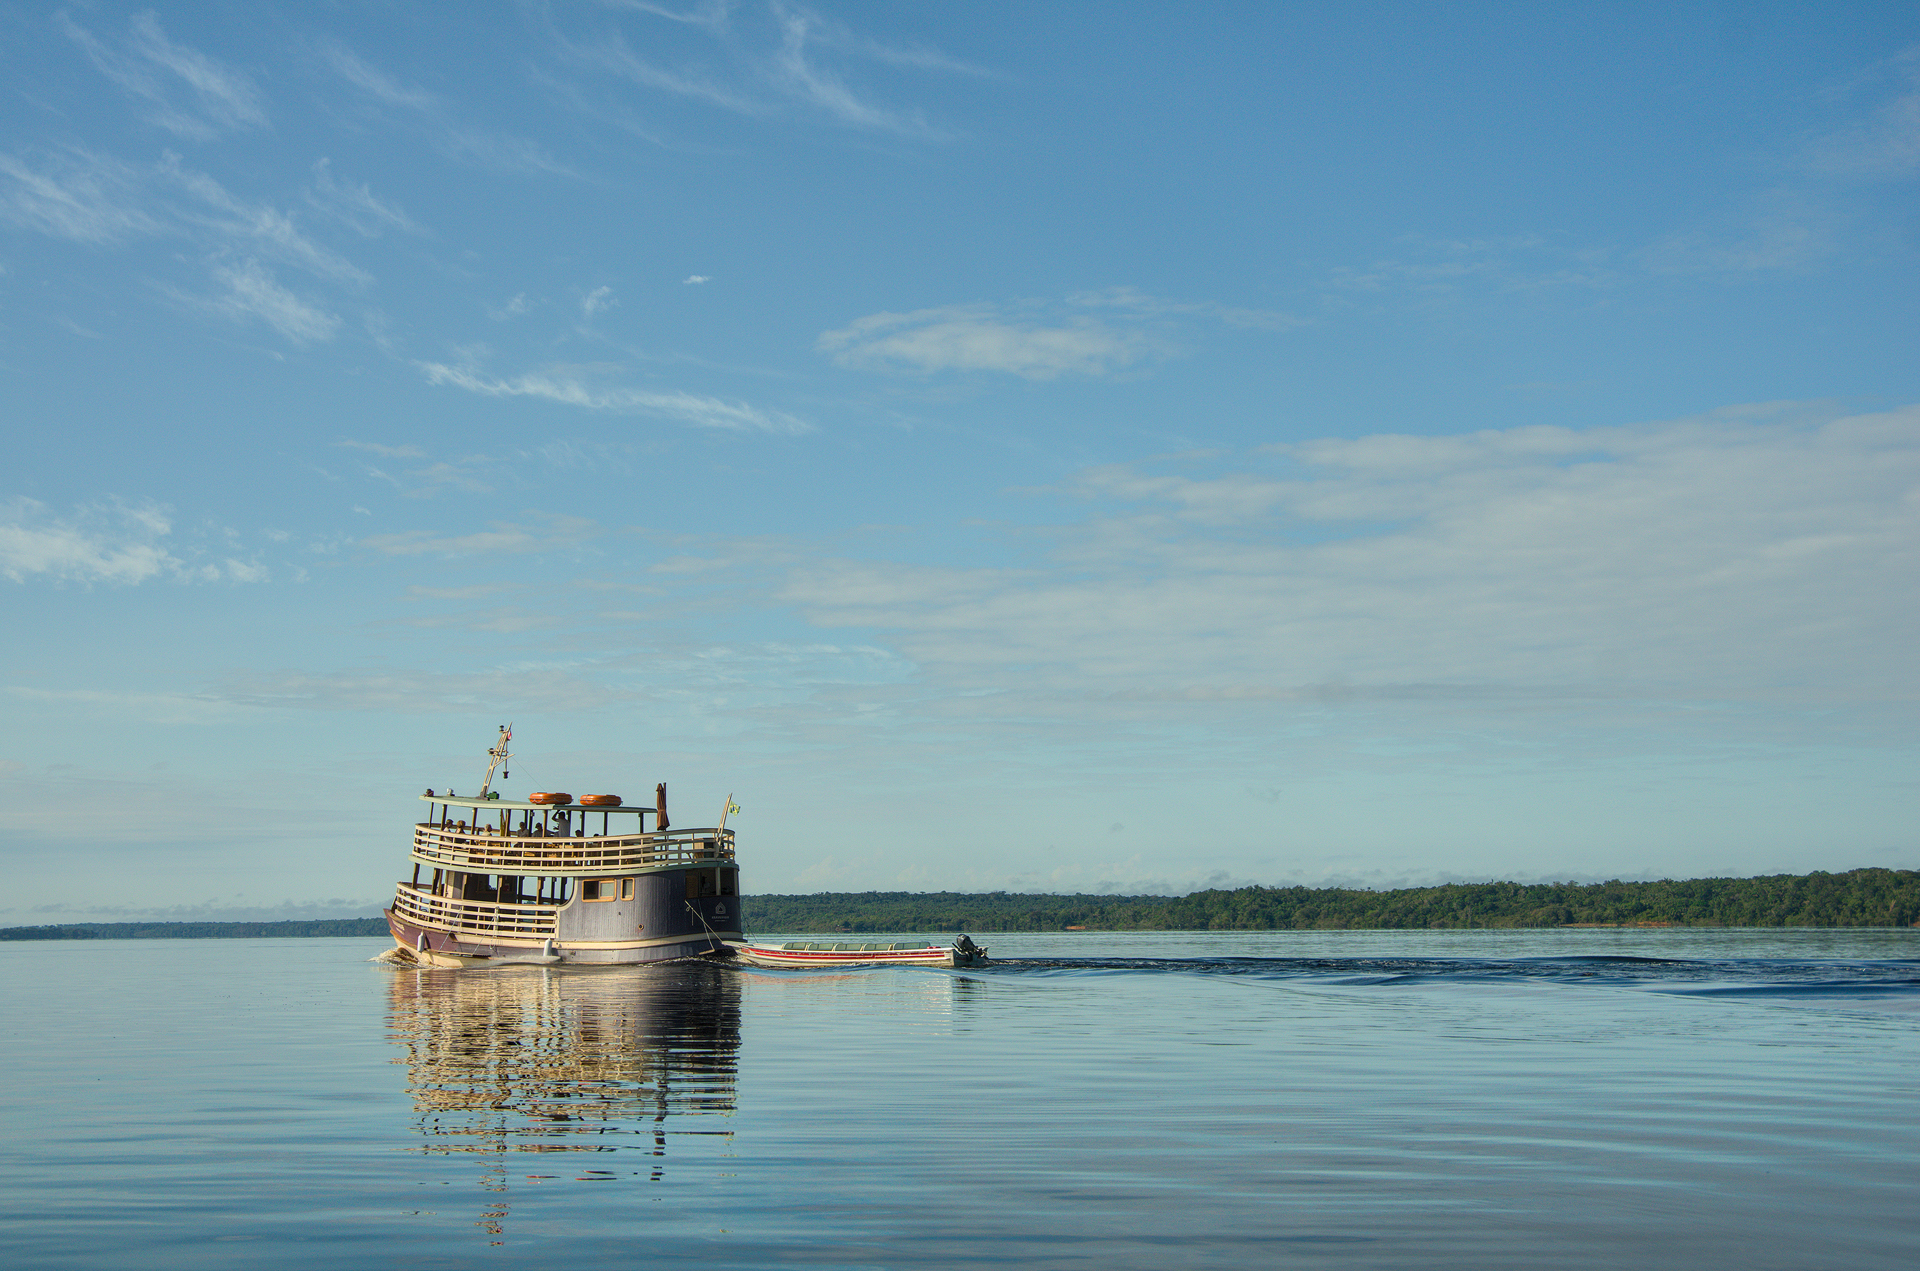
[686,869,718,899]
[582,878,620,902]
[720,868,738,897]
[621,878,635,901]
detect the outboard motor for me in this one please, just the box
[952,933,988,966]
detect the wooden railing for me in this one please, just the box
[391,884,560,939]
[409,824,735,875]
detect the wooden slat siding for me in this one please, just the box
[391,885,560,938]
[410,825,734,875]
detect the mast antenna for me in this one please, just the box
[478,723,513,799]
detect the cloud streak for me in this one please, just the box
[0,148,163,244]
[769,4,941,137]
[418,362,811,433]
[0,498,273,585]
[775,404,1920,703]
[0,497,176,584]
[305,159,421,237]
[60,11,267,140]
[0,146,373,345]
[321,43,573,177]
[818,304,1148,379]
[1805,47,1920,178]
[178,258,340,344]
[819,289,1304,379]
[359,515,599,558]
[557,0,972,137]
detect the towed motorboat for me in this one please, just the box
[730,933,989,969]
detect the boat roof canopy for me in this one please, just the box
[421,794,647,813]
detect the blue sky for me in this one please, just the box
[3,2,1917,922]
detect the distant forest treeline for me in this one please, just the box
[743,869,1920,933]
[3,870,1916,941]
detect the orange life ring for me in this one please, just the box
[529,791,573,805]
[580,794,623,807]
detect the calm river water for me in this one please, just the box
[2,928,1916,1269]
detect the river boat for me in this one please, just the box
[385,727,742,967]
[730,934,989,969]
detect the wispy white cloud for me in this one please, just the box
[820,288,1304,379]
[1323,234,1617,297]
[305,159,420,237]
[684,274,711,284]
[582,285,618,317]
[359,515,600,558]
[0,497,176,584]
[771,2,990,78]
[59,11,267,140]
[317,43,436,110]
[595,1,735,32]
[0,148,162,244]
[0,148,368,345]
[1638,191,1845,276]
[182,258,341,344]
[775,404,1920,703]
[406,583,518,600]
[321,43,574,177]
[817,303,1149,379]
[488,293,533,320]
[0,497,271,586]
[404,459,496,497]
[1352,50,1920,293]
[1068,285,1306,331]
[1805,46,1920,178]
[417,361,812,433]
[339,442,496,498]
[159,155,369,286]
[559,0,971,136]
[557,28,761,114]
[769,3,940,136]
[202,666,623,713]
[441,129,576,178]
[1,685,233,723]
[339,440,425,459]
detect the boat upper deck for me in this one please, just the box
[413,823,734,876]
[424,794,653,814]
[413,795,734,876]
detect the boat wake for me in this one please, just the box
[967,953,1920,1007]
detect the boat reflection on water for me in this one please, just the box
[385,959,740,1240]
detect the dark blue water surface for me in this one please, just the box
[3,928,1917,1269]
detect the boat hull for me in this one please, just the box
[385,909,734,967]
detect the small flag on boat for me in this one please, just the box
[727,799,741,817]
